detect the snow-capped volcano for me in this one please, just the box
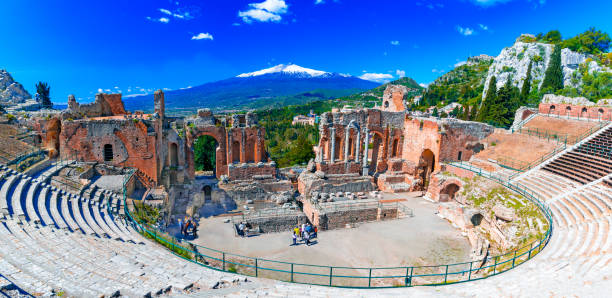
[237,64,333,78]
[125,63,378,113]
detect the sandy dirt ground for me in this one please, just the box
[522,115,599,143]
[474,132,558,164]
[190,193,471,269]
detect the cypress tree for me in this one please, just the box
[470,103,479,121]
[36,82,52,109]
[520,60,533,105]
[541,44,564,92]
[478,76,497,122]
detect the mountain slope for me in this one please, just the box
[0,69,31,105]
[124,64,378,114]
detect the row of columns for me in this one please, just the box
[320,126,372,175]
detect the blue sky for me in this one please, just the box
[1,0,611,103]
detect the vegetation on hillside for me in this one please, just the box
[336,77,423,108]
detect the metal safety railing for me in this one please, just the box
[507,121,610,179]
[120,162,553,288]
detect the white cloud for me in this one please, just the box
[157,7,197,20]
[390,40,400,46]
[191,32,213,40]
[470,0,511,6]
[315,0,325,4]
[454,61,467,67]
[147,16,170,23]
[419,83,429,88]
[479,24,489,31]
[456,26,474,36]
[395,69,406,77]
[232,22,241,26]
[432,68,445,73]
[360,73,394,83]
[239,0,288,23]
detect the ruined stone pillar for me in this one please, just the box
[362,128,370,175]
[344,128,350,162]
[330,127,336,163]
[227,131,232,164]
[240,129,246,163]
[355,130,361,163]
[317,141,324,163]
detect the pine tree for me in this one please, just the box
[495,79,519,127]
[520,60,533,105]
[478,76,497,122]
[541,44,564,93]
[36,82,52,109]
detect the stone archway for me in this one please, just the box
[202,185,212,202]
[369,132,384,174]
[548,105,556,115]
[565,106,571,117]
[187,127,227,179]
[440,183,460,202]
[193,135,219,177]
[418,149,435,189]
[581,107,588,118]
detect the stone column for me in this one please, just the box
[240,129,246,163]
[330,127,336,163]
[227,131,232,164]
[344,128,350,162]
[362,128,370,175]
[318,141,324,163]
[355,130,361,162]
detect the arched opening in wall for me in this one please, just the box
[244,139,255,163]
[35,135,42,146]
[194,135,219,177]
[457,151,463,161]
[103,144,113,161]
[169,143,178,167]
[418,149,435,188]
[384,101,389,108]
[581,107,588,118]
[565,106,571,117]
[347,137,354,159]
[598,108,604,120]
[231,141,241,163]
[369,132,384,173]
[334,135,342,161]
[548,105,556,115]
[440,183,460,202]
[46,118,61,153]
[471,213,484,226]
[392,138,399,157]
[202,185,212,202]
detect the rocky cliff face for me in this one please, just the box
[0,69,31,105]
[482,39,609,99]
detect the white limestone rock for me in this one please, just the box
[541,94,593,106]
[482,39,611,99]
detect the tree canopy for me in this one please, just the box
[36,82,52,109]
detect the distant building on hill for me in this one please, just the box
[292,114,316,126]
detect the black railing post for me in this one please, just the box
[329,267,333,286]
[368,268,372,287]
[444,265,449,283]
[468,261,473,280]
[223,253,226,271]
[493,256,498,274]
[255,259,258,277]
[512,250,517,268]
[291,263,294,282]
